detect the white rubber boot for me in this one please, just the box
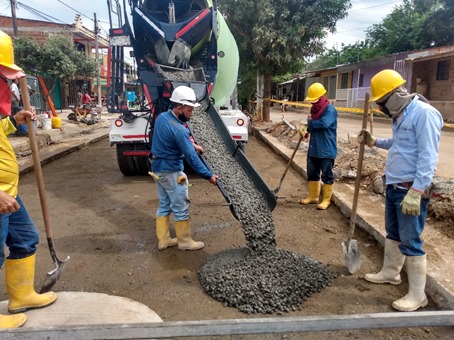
[365,238,405,285]
[392,255,428,312]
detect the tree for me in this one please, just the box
[220,0,351,121]
[366,0,438,55]
[13,35,98,80]
[420,0,454,47]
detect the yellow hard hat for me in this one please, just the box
[305,83,326,102]
[370,69,406,102]
[0,30,24,79]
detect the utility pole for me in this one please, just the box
[94,13,102,106]
[10,0,18,36]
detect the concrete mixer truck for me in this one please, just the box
[106,0,249,176]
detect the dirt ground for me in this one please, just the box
[2,135,454,339]
[267,120,454,236]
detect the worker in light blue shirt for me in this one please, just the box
[151,86,218,251]
[358,69,443,313]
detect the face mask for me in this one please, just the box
[178,113,189,122]
[379,105,391,117]
[0,78,12,116]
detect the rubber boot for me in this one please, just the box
[0,313,27,328]
[175,220,204,250]
[317,183,334,210]
[299,181,321,205]
[5,254,58,314]
[392,255,428,312]
[365,238,405,285]
[156,216,178,250]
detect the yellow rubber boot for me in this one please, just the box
[317,184,333,210]
[299,181,321,205]
[175,220,204,250]
[156,216,178,250]
[0,313,27,328]
[5,255,58,314]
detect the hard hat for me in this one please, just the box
[305,83,326,102]
[170,86,200,107]
[0,30,25,79]
[370,69,406,102]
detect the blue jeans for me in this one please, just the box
[306,156,334,184]
[0,195,40,267]
[155,171,190,221]
[385,185,429,256]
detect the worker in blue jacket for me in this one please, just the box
[151,86,218,251]
[299,83,337,210]
[358,69,443,312]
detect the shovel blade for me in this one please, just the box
[342,239,362,274]
[39,256,70,294]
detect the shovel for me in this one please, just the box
[342,92,370,274]
[273,135,303,194]
[19,77,70,293]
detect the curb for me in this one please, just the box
[18,132,109,175]
[253,127,454,310]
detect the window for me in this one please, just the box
[359,74,364,87]
[436,60,450,80]
[340,73,348,89]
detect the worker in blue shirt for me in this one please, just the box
[358,69,443,312]
[299,82,337,210]
[151,86,218,251]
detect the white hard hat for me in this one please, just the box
[170,86,200,107]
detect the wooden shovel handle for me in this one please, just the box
[347,93,370,240]
[19,77,53,238]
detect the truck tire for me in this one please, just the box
[133,144,150,176]
[116,144,138,176]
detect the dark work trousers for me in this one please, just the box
[306,156,335,184]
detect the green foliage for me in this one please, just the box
[13,35,98,79]
[310,0,454,69]
[420,0,454,47]
[221,0,351,75]
[220,0,351,119]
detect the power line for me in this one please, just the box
[57,0,93,23]
[16,1,69,24]
[348,0,402,13]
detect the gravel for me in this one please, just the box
[191,106,332,314]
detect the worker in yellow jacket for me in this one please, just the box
[0,30,57,329]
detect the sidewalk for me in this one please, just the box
[252,107,454,310]
[9,109,112,174]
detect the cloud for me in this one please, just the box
[325,0,403,48]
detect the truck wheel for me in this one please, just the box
[133,144,150,176]
[116,144,139,176]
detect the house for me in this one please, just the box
[276,45,454,122]
[0,15,109,109]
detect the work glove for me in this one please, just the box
[357,130,376,147]
[401,188,422,216]
[298,125,308,138]
[168,38,191,69]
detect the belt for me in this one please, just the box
[389,182,413,190]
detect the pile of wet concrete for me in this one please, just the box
[191,107,332,314]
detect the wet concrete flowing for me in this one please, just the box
[190,107,332,314]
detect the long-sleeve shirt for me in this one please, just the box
[0,117,19,197]
[375,96,443,192]
[307,104,337,159]
[151,110,212,179]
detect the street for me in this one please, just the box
[2,135,453,339]
[273,108,453,179]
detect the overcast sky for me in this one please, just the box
[2,0,403,51]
